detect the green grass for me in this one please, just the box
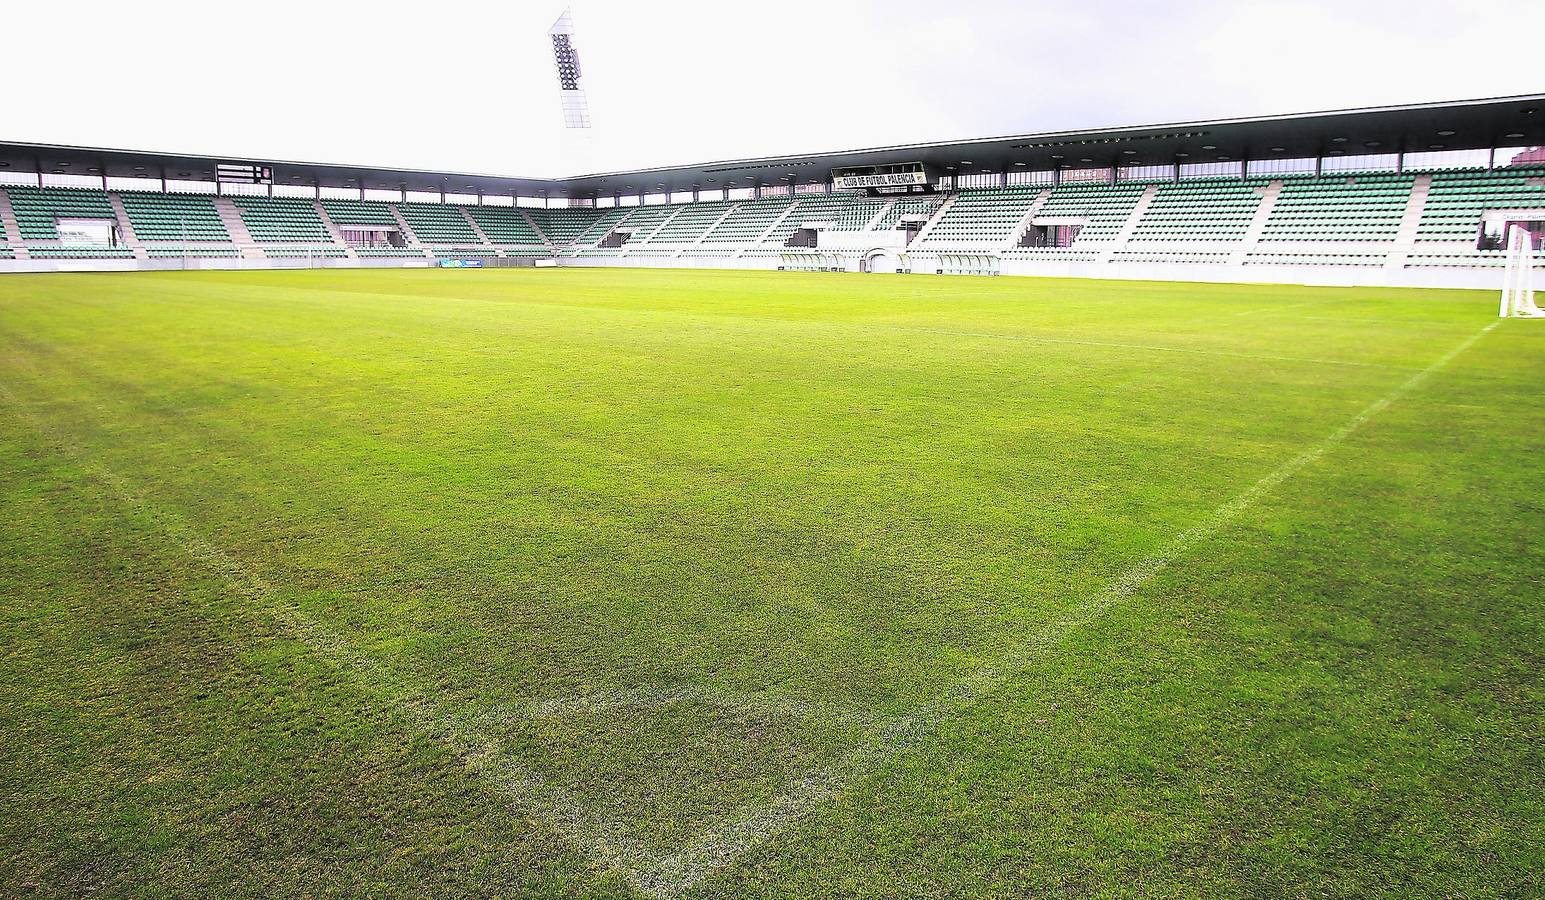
[1,267,1541,898]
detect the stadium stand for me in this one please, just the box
[875,196,944,230]
[1259,174,1415,241]
[320,199,400,227]
[1129,178,1267,241]
[701,197,796,243]
[24,246,135,258]
[2,94,1541,285]
[567,206,634,248]
[916,186,1044,246]
[396,203,482,244]
[231,196,333,242]
[119,192,230,241]
[1416,167,1545,241]
[6,186,118,240]
[1034,182,1150,243]
[261,246,349,258]
[618,204,683,243]
[467,206,546,245]
[528,207,603,246]
[145,247,241,258]
[642,201,734,244]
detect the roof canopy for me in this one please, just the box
[3,93,1542,199]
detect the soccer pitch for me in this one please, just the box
[2,268,1541,897]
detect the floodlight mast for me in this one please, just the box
[548,8,591,130]
[548,7,596,185]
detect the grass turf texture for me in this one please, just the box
[1,267,1541,898]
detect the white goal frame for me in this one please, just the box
[1499,226,1544,318]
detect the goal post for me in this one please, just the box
[1500,226,1544,318]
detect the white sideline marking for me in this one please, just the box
[0,384,666,896]
[637,319,1499,897]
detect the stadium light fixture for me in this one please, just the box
[1331,137,1349,143]
[1438,130,1456,136]
[1429,144,1446,150]
[1270,147,1286,152]
[1201,145,1217,150]
[1505,132,1525,139]
[1013,161,1026,166]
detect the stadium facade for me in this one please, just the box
[1,94,1542,287]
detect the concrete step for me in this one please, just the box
[212,196,265,258]
[0,187,26,252]
[105,192,148,259]
[313,200,357,258]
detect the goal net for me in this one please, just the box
[1500,226,1544,318]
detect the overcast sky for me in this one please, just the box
[5,0,1541,178]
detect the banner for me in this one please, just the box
[833,171,930,190]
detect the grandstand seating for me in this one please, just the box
[1130,178,1266,241]
[352,247,427,257]
[232,196,334,242]
[24,246,134,259]
[569,207,634,246]
[917,186,1044,246]
[467,206,545,245]
[618,205,678,243]
[1260,174,1414,241]
[702,198,795,242]
[6,186,118,239]
[1033,182,1149,243]
[1416,167,1545,242]
[431,247,500,257]
[529,208,604,246]
[397,203,481,243]
[645,201,733,244]
[146,247,241,258]
[119,192,229,241]
[261,246,350,258]
[825,195,888,231]
[876,197,943,230]
[6,165,1542,280]
[320,199,400,227]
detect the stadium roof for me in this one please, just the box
[3,93,1542,199]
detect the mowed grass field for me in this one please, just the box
[1,267,1542,898]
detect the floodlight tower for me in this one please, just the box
[548,7,596,180]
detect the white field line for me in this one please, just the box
[0,382,668,896]
[504,684,878,728]
[639,319,1500,897]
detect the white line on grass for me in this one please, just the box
[637,319,1500,897]
[0,383,669,897]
